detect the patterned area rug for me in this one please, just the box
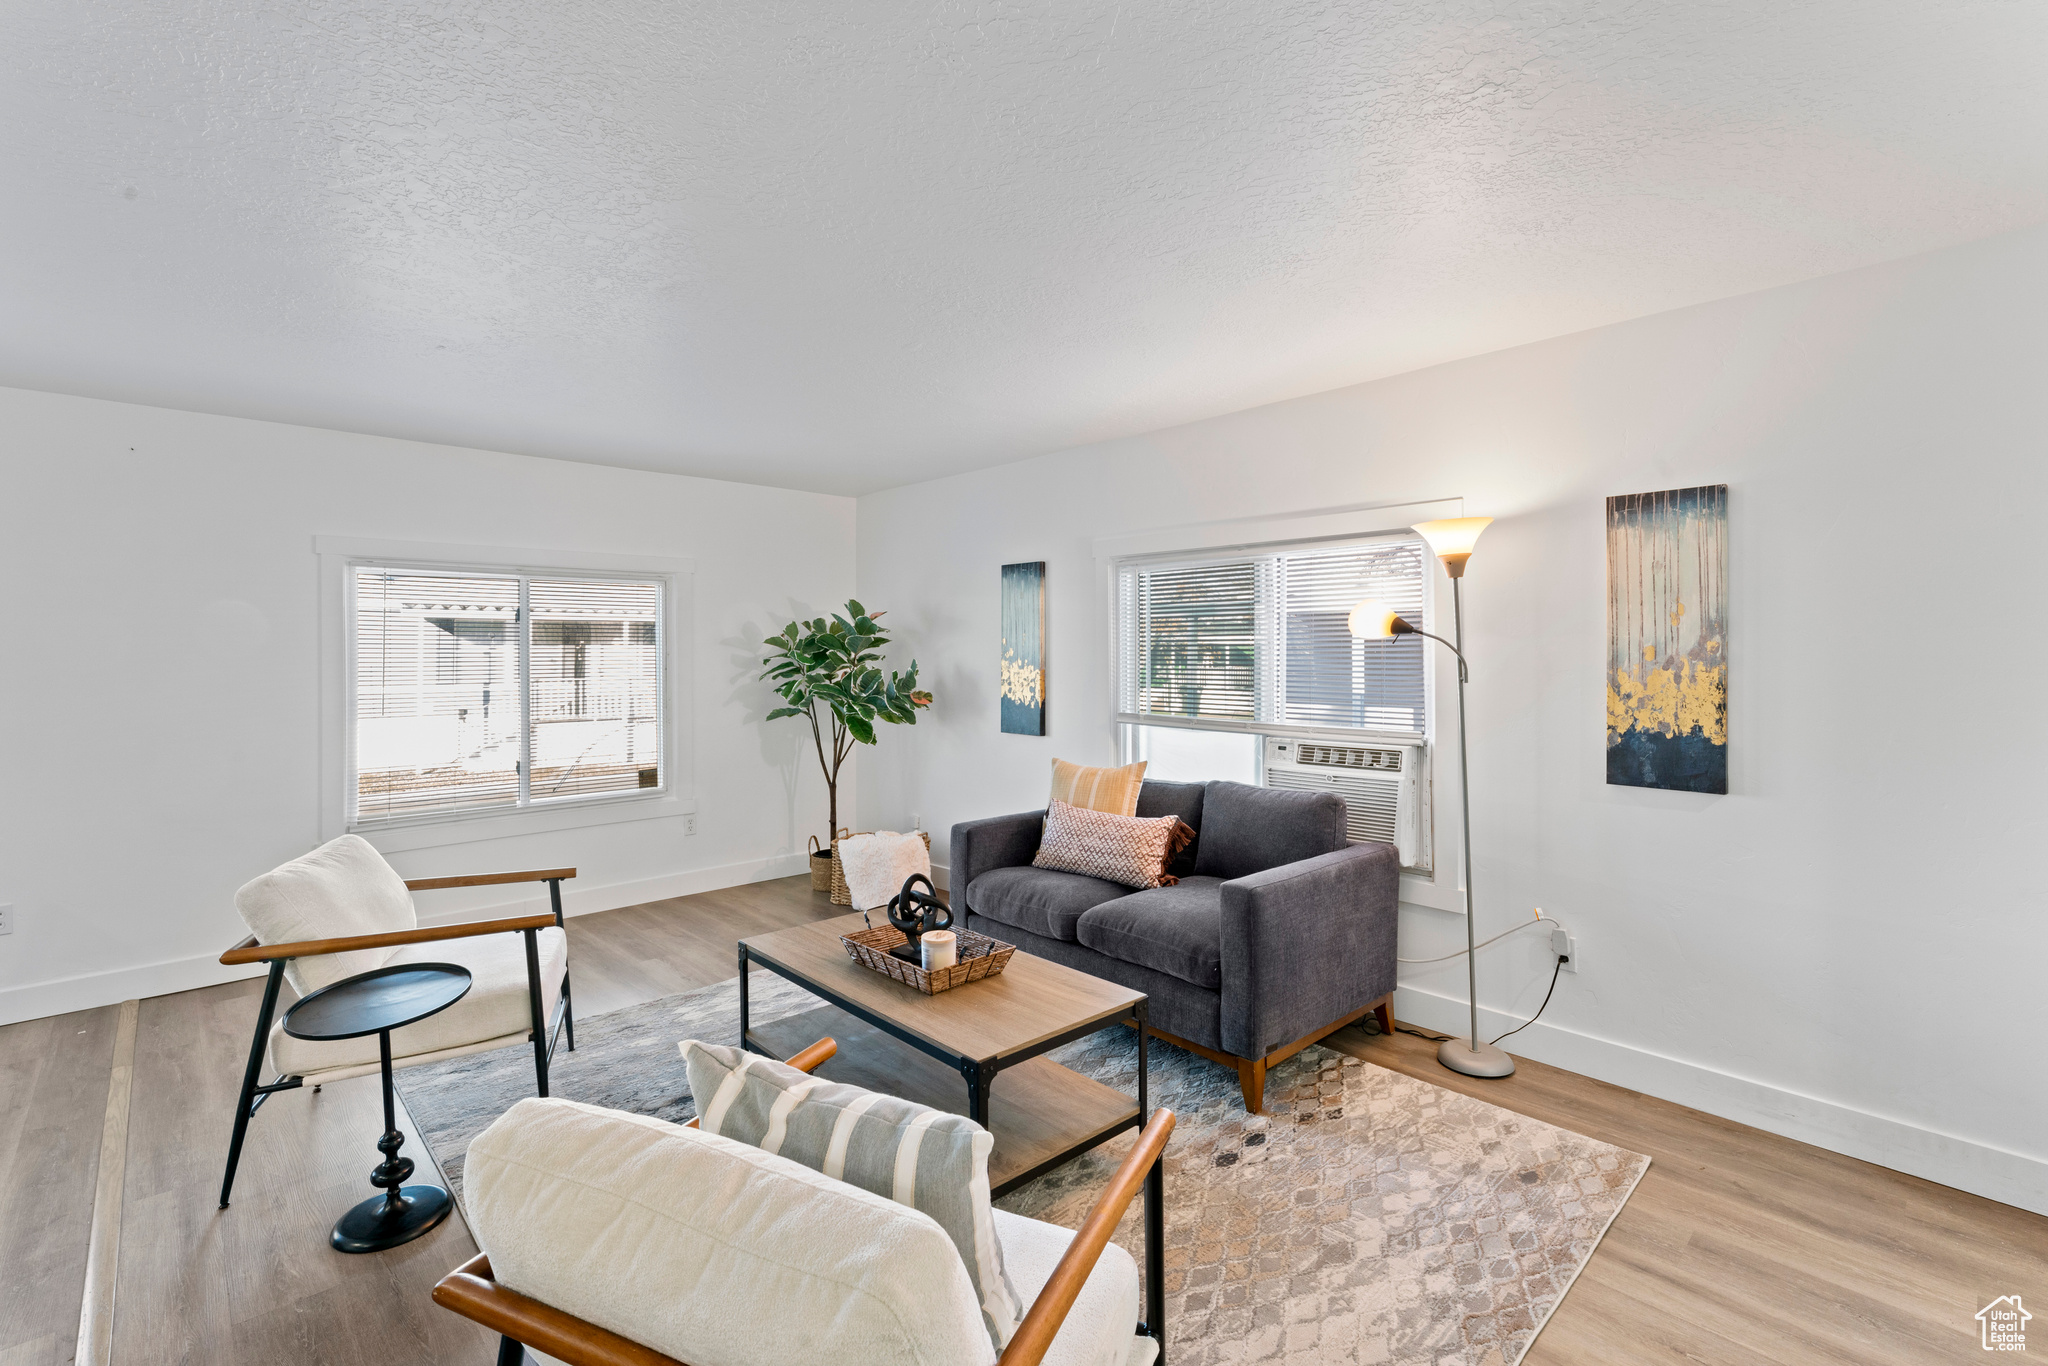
[396,977,1647,1366]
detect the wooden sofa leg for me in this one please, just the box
[1374,1000,1394,1037]
[1236,1056,1267,1114]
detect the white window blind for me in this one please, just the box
[1116,537,1429,736]
[351,566,663,824]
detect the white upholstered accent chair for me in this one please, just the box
[217,833,576,1207]
[432,1037,1174,1366]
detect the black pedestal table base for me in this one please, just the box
[280,963,473,1255]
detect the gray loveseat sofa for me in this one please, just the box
[950,779,1399,1113]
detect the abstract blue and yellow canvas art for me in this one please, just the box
[1606,485,1727,793]
[1000,561,1045,735]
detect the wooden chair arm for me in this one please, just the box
[219,912,558,965]
[404,867,577,892]
[998,1108,1176,1366]
[434,1255,686,1366]
[682,1038,836,1128]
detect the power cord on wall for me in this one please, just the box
[1397,912,1561,963]
[1489,955,1565,1046]
[1373,909,1571,1046]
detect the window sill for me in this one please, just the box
[1398,871,1464,914]
[346,792,695,852]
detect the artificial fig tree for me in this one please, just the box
[760,600,932,850]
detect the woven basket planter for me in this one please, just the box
[839,924,1015,995]
[829,829,932,907]
[807,834,839,893]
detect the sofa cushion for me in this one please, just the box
[1134,780,1204,877]
[1075,878,1225,991]
[994,1208,1156,1366]
[269,923,567,1079]
[966,914,1225,1054]
[1192,782,1348,881]
[967,865,1131,943]
[234,834,416,996]
[680,1039,1022,1352]
[1049,757,1147,816]
[1032,800,1193,890]
[465,1098,996,1366]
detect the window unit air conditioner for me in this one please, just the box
[1261,735,1429,872]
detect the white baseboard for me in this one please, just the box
[0,852,814,1028]
[413,851,812,926]
[1392,983,2048,1217]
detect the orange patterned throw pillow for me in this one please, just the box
[1048,757,1147,816]
[1032,799,1195,889]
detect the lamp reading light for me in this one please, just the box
[1345,601,1417,640]
[1353,513,1513,1080]
[1411,517,1493,578]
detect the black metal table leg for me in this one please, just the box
[962,1056,994,1127]
[330,1028,453,1253]
[1137,999,1150,1124]
[738,942,751,1049]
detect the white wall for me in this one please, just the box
[0,387,854,1024]
[854,226,2048,1213]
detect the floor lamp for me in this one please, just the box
[1349,516,1512,1079]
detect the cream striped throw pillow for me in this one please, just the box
[1049,757,1147,816]
[679,1040,1023,1351]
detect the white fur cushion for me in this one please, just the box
[466,1098,997,1366]
[233,834,416,995]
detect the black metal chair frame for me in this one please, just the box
[217,870,576,1208]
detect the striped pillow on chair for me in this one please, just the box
[679,1040,1023,1351]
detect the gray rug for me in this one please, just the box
[393,972,826,1199]
[397,979,1647,1366]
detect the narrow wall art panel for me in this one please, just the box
[1000,561,1046,735]
[1606,485,1728,793]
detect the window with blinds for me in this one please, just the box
[1116,537,1429,735]
[351,566,663,824]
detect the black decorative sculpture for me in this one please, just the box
[884,873,952,964]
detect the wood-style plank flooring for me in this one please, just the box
[1,873,2040,1364]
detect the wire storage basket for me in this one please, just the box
[839,924,1015,995]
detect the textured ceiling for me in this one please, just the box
[5,2,2046,495]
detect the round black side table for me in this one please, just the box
[283,962,473,1254]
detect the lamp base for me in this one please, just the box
[1437,1037,1516,1079]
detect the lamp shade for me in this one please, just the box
[1347,600,1416,639]
[1412,517,1493,578]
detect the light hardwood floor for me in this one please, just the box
[1,874,2040,1364]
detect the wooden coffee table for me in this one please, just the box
[738,911,1150,1197]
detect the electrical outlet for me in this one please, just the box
[911,813,922,831]
[0,904,12,936]
[1551,926,1577,971]
[683,813,696,837]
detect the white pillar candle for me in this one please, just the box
[920,930,958,972]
